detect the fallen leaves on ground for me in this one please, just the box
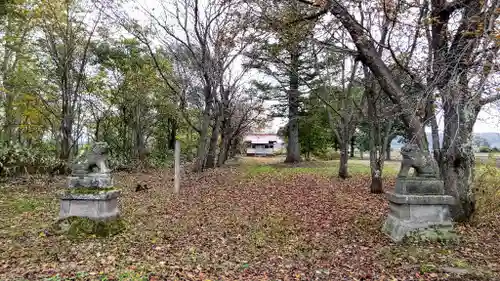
[0,165,499,280]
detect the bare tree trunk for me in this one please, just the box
[285,48,301,163]
[350,136,355,158]
[218,128,231,166]
[133,103,147,162]
[369,151,383,193]
[60,91,73,162]
[193,87,213,172]
[168,118,177,150]
[217,89,231,166]
[223,137,232,161]
[366,85,383,193]
[338,140,349,179]
[440,89,479,222]
[205,113,221,169]
[385,143,391,161]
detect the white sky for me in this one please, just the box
[122,0,500,135]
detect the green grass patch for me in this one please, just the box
[241,159,399,178]
[244,165,277,177]
[0,197,45,214]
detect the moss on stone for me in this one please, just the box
[53,216,125,238]
[403,227,459,244]
[66,187,117,194]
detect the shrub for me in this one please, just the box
[479,146,491,153]
[313,149,341,160]
[0,144,65,177]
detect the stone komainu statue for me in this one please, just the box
[398,143,439,178]
[72,142,110,175]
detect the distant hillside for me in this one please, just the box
[390,132,500,150]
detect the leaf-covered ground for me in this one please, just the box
[0,159,499,280]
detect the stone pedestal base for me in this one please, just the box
[59,190,120,220]
[382,192,456,242]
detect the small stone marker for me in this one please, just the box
[56,142,123,237]
[382,143,456,242]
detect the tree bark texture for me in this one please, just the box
[205,112,221,169]
[439,83,480,221]
[168,118,177,150]
[285,48,301,163]
[193,86,213,172]
[338,141,349,179]
[350,136,355,158]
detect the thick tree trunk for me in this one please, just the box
[284,49,301,163]
[368,118,384,193]
[205,113,221,169]
[440,96,479,222]
[193,85,213,172]
[133,103,147,162]
[59,69,74,162]
[59,103,73,161]
[217,88,231,166]
[338,141,349,179]
[222,137,232,161]
[369,157,383,193]
[218,129,231,166]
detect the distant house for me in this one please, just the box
[244,133,285,156]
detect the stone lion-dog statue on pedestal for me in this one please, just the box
[398,143,439,178]
[72,142,110,175]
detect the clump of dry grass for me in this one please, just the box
[474,157,500,226]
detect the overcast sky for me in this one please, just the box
[123,0,500,134]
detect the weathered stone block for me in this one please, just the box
[394,177,444,195]
[59,190,120,220]
[383,213,455,242]
[383,192,456,242]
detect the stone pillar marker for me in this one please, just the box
[382,143,456,242]
[56,142,124,237]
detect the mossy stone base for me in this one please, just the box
[402,227,459,244]
[65,187,117,195]
[52,216,125,238]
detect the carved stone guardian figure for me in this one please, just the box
[382,143,456,242]
[56,142,123,237]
